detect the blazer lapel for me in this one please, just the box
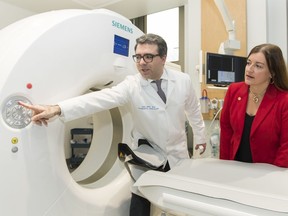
[234,84,249,131]
[251,85,277,134]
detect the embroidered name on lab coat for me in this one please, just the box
[138,105,159,110]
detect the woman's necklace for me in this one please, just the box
[249,87,267,103]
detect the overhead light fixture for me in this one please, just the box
[73,0,122,9]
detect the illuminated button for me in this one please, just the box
[11,137,18,144]
[2,96,32,129]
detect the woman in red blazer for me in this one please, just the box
[220,44,288,168]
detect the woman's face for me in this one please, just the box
[245,52,272,88]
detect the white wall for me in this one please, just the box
[184,0,202,99]
[267,0,287,61]
[247,0,268,49]
[247,0,288,61]
[0,1,35,29]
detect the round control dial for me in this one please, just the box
[2,96,33,129]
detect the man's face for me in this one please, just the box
[134,43,166,80]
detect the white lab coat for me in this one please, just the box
[59,68,206,168]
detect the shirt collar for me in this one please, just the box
[148,69,168,83]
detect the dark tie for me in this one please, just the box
[154,79,166,103]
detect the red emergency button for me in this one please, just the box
[26,83,32,89]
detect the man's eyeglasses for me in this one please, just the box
[132,54,160,63]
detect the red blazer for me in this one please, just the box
[220,82,288,167]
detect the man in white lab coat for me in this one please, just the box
[20,33,206,216]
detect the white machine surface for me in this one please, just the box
[0,9,143,215]
[135,158,288,216]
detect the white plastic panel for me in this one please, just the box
[135,158,288,216]
[0,9,143,216]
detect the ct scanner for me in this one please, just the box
[0,9,143,216]
[1,7,288,216]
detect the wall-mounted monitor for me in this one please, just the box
[206,52,247,87]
